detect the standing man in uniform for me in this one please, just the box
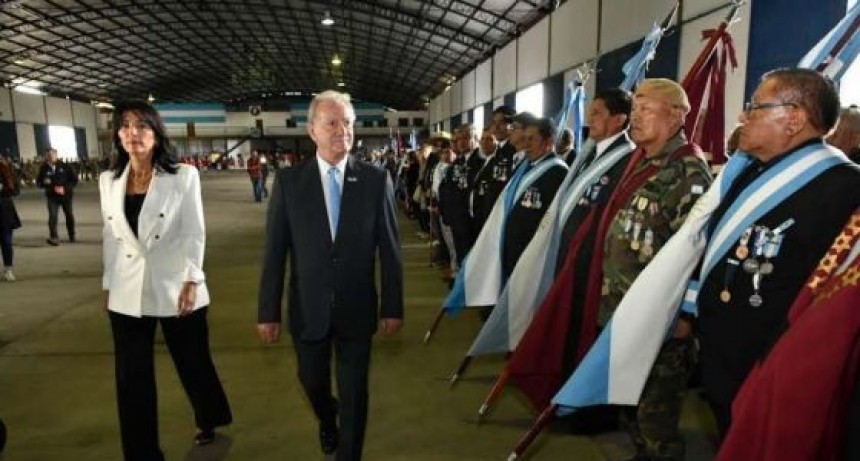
[474,106,519,229]
[257,90,404,461]
[693,68,860,438]
[501,117,568,280]
[438,125,484,268]
[599,79,712,461]
[37,148,78,245]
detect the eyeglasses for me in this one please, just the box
[743,101,798,114]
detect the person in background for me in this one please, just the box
[0,154,21,282]
[247,150,263,202]
[827,105,860,162]
[37,148,78,245]
[100,100,232,461]
[557,127,576,166]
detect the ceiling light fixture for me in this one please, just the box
[321,10,334,26]
[331,54,342,66]
[14,85,45,96]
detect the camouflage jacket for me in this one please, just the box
[599,132,713,326]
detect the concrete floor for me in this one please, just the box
[0,170,718,461]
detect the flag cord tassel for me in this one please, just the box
[508,403,557,460]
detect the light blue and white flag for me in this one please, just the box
[467,138,634,356]
[552,143,850,415]
[443,156,567,314]
[798,2,860,81]
[554,81,587,152]
[620,23,664,91]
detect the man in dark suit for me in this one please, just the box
[36,148,78,245]
[257,90,404,461]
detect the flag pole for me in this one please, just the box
[681,1,742,89]
[477,368,510,420]
[449,355,473,386]
[423,308,446,344]
[506,404,558,460]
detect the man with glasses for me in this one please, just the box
[692,68,860,439]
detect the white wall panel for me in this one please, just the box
[493,41,518,98]
[476,60,493,105]
[550,0,600,75]
[45,97,73,126]
[11,92,46,124]
[600,0,676,53]
[440,89,451,120]
[450,80,463,116]
[683,0,734,20]
[461,70,476,112]
[72,101,99,158]
[16,122,36,159]
[678,1,750,138]
[493,97,504,109]
[518,16,550,87]
[0,89,12,121]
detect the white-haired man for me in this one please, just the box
[257,90,404,460]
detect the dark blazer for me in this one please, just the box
[258,155,404,341]
[502,153,568,279]
[36,161,78,198]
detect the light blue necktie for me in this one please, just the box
[327,166,341,237]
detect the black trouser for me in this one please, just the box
[46,195,75,239]
[293,334,372,461]
[109,308,232,461]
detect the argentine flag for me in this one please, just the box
[798,2,860,81]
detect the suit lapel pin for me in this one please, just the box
[346,176,358,182]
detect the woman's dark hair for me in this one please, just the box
[111,100,178,178]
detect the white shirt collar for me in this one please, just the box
[595,131,626,158]
[316,154,348,178]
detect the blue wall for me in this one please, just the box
[745,0,847,99]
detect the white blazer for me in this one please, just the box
[99,164,210,317]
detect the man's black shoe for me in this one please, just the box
[46,238,59,246]
[319,423,338,455]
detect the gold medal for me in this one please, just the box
[630,240,641,251]
[735,245,749,260]
[637,196,649,211]
[720,289,731,303]
[641,245,654,257]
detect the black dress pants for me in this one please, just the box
[293,334,372,461]
[109,308,232,461]
[46,195,75,239]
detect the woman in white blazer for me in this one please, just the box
[100,101,231,461]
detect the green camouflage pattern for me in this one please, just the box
[621,337,697,461]
[599,132,712,326]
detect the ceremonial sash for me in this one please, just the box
[553,142,849,415]
[442,155,566,314]
[717,209,860,461]
[684,142,850,313]
[467,140,634,356]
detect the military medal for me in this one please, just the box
[532,191,542,209]
[638,229,655,262]
[742,257,759,274]
[721,258,740,303]
[749,272,763,307]
[521,189,533,208]
[735,227,753,260]
[637,196,649,211]
[623,209,634,234]
[630,222,642,251]
[600,175,610,185]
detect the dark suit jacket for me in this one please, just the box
[258,155,404,341]
[36,161,78,198]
